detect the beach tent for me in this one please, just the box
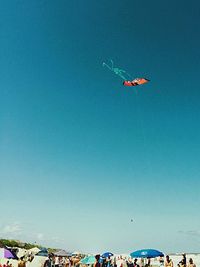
[36,247,48,257]
[28,247,40,255]
[0,248,17,259]
[15,248,27,259]
[130,249,164,258]
[54,249,72,257]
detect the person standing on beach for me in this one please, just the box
[133,259,139,267]
[179,254,186,267]
[187,258,196,267]
[140,258,144,267]
[122,258,128,267]
[18,257,26,267]
[113,257,117,267]
[94,255,101,267]
[116,256,123,267]
[126,258,133,267]
[145,258,151,267]
[55,256,59,267]
[159,257,164,267]
[164,255,173,267]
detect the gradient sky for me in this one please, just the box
[1,0,200,254]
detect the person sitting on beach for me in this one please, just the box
[187,258,196,267]
[164,256,173,267]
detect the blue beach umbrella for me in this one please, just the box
[101,252,113,258]
[80,256,96,265]
[130,249,164,258]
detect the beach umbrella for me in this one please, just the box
[80,256,96,265]
[54,249,72,257]
[130,249,164,258]
[0,248,16,259]
[101,252,113,258]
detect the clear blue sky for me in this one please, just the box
[1,0,200,253]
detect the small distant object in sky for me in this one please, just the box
[131,219,134,222]
[102,59,150,87]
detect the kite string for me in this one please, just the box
[134,90,152,172]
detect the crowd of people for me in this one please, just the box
[93,254,196,267]
[163,254,196,267]
[0,261,13,267]
[0,253,197,267]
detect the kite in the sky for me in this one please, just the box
[102,59,150,87]
[123,78,149,87]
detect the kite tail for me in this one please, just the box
[117,73,128,81]
[125,72,134,80]
[103,59,133,81]
[102,62,112,71]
